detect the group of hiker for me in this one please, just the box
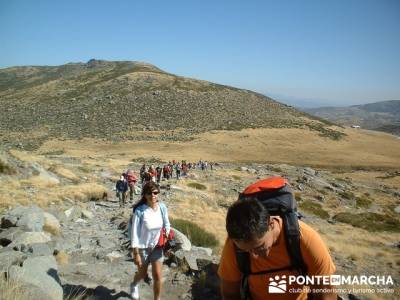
[116,160,215,207]
[116,163,337,300]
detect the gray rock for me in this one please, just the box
[77,236,93,250]
[105,251,124,262]
[303,167,316,176]
[9,232,51,248]
[0,250,27,272]
[8,255,63,300]
[81,209,94,219]
[96,238,116,249]
[1,206,43,229]
[191,246,212,256]
[28,243,53,256]
[173,228,191,251]
[0,227,25,246]
[394,205,400,214]
[17,212,44,232]
[64,206,82,221]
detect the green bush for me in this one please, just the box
[187,182,207,190]
[339,191,355,200]
[0,158,15,175]
[333,212,400,232]
[171,218,218,248]
[232,175,241,181]
[299,200,329,219]
[355,195,373,208]
[294,192,303,202]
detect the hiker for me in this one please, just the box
[124,169,138,201]
[156,165,162,183]
[142,171,152,188]
[175,163,181,179]
[129,182,171,300]
[218,176,337,300]
[140,164,146,183]
[163,164,170,180]
[115,175,128,207]
[148,165,157,182]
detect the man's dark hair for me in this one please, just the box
[226,199,270,241]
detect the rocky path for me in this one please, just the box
[1,193,220,300]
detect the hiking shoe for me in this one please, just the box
[130,282,139,300]
[144,274,152,285]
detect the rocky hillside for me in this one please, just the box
[304,100,400,135]
[0,59,341,149]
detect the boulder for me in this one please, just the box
[8,255,63,300]
[9,232,51,248]
[1,206,44,229]
[16,212,44,232]
[173,228,191,251]
[0,250,27,272]
[28,243,53,256]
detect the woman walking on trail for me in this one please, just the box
[130,182,171,300]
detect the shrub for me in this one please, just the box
[171,218,218,248]
[355,195,373,208]
[333,212,400,232]
[131,156,164,164]
[232,175,241,181]
[61,183,108,202]
[299,200,330,219]
[0,158,15,175]
[187,182,207,190]
[339,191,355,200]
[294,192,303,202]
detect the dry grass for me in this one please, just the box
[37,127,400,169]
[55,250,69,266]
[48,165,80,181]
[21,175,59,188]
[0,276,33,300]
[315,222,400,269]
[59,183,108,202]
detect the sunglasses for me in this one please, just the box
[146,191,159,195]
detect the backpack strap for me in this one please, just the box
[234,246,252,300]
[283,212,308,275]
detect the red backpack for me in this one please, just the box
[124,170,137,184]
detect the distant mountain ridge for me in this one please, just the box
[304,100,400,136]
[0,59,342,149]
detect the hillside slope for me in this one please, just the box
[0,59,341,149]
[305,100,400,135]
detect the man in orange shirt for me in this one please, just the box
[218,177,337,300]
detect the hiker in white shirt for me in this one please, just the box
[130,182,170,300]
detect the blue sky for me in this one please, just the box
[1,0,399,107]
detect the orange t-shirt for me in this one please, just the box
[218,219,336,300]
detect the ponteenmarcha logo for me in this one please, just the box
[268,275,287,293]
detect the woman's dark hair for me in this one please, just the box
[226,199,270,241]
[132,182,160,212]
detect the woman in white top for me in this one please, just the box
[130,181,170,300]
